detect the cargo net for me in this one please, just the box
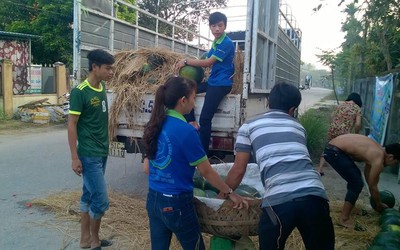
[193,163,263,238]
[107,47,244,140]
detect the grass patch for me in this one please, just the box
[299,107,333,160]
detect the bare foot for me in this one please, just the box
[338,217,354,229]
[79,239,91,249]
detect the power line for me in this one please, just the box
[3,0,72,18]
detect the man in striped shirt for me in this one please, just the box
[225,82,335,250]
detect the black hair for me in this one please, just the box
[268,82,302,112]
[346,92,362,108]
[209,12,227,26]
[143,76,197,159]
[385,143,400,160]
[87,49,115,71]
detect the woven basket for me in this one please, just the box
[193,197,262,238]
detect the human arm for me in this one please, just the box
[224,152,251,190]
[175,56,217,71]
[143,157,149,174]
[364,159,387,212]
[67,114,82,176]
[197,160,248,209]
[354,114,362,134]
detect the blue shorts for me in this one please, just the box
[79,156,109,220]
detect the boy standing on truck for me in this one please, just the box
[176,11,235,154]
[68,49,115,250]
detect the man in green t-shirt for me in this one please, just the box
[68,49,114,250]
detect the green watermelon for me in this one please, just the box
[370,190,396,209]
[381,224,400,233]
[382,208,400,216]
[148,54,165,68]
[140,62,152,75]
[380,215,400,226]
[193,169,205,189]
[235,184,261,198]
[205,189,218,198]
[193,188,206,197]
[179,65,204,84]
[372,231,400,248]
[233,236,256,250]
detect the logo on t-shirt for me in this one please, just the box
[90,96,101,107]
[151,131,172,169]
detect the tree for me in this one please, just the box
[0,0,73,67]
[317,49,340,104]
[117,0,137,23]
[137,0,227,41]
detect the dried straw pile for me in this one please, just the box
[107,47,244,140]
[32,191,380,249]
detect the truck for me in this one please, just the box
[73,0,301,159]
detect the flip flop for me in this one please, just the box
[91,247,101,250]
[318,171,325,176]
[82,239,113,249]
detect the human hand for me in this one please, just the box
[175,59,185,72]
[227,193,249,209]
[375,202,389,213]
[71,159,82,176]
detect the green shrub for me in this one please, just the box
[0,107,8,120]
[299,108,330,159]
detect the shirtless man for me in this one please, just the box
[323,134,400,228]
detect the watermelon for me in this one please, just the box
[381,224,400,233]
[235,184,261,198]
[205,189,218,198]
[233,236,256,250]
[193,169,205,189]
[148,54,164,68]
[372,231,400,248]
[370,190,396,209]
[193,188,206,197]
[382,208,400,216]
[210,236,233,250]
[380,215,400,226]
[140,63,152,75]
[179,65,205,84]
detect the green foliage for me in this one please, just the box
[0,107,8,120]
[0,0,73,68]
[299,109,330,159]
[117,0,137,23]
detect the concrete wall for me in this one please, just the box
[1,60,66,116]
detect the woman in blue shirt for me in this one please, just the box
[142,76,247,250]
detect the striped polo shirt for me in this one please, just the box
[235,110,328,207]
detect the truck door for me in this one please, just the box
[244,0,279,94]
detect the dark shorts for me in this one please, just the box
[323,144,364,204]
[259,195,335,250]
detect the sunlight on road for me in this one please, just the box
[298,87,333,115]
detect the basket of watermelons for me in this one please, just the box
[192,163,263,238]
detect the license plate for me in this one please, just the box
[109,141,125,158]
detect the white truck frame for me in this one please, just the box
[73,0,301,158]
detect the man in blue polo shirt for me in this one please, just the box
[176,11,235,154]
